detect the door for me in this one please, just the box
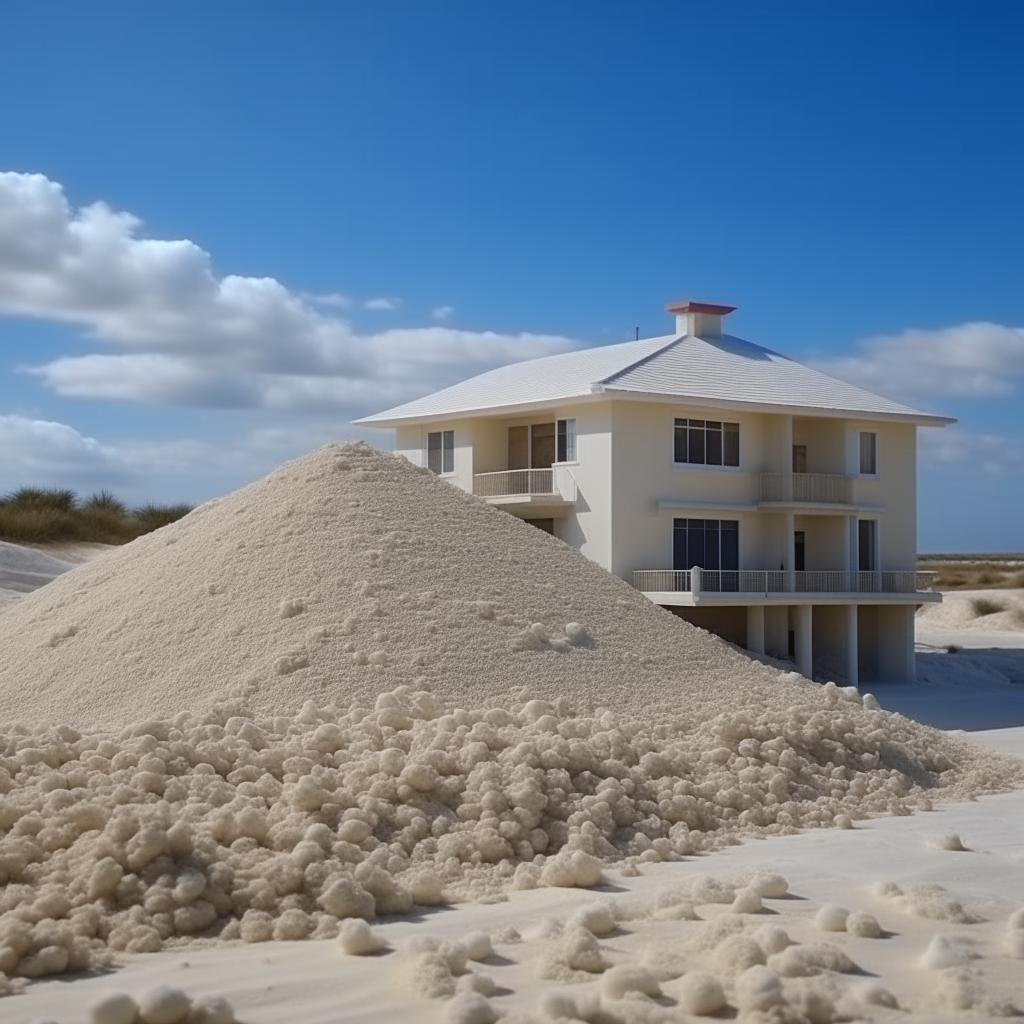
[507,426,529,470]
[794,531,806,572]
[858,520,877,590]
[792,444,807,474]
[673,519,739,591]
[530,422,556,469]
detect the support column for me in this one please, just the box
[746,605,766,655]
[795,604,813,679]
[845,604,859,686]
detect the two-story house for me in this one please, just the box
[355,301,953,685]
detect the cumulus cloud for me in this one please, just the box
[919,426,1024,475]
[363,296,400,311]
[813,322,1024,402]
[431,304,454,321]
[0,172,578,413]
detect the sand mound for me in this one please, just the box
[0,444,1019,985]
[0,443,799,728]
[918,589,1024,633]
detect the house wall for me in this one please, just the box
[398,408,920,580]
[608,401,776,579]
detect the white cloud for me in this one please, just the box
[813,322,1024,402]
[0,172,578,413]
[363,296,401,311]
[431,304,454,321]
[919,425,1024,476]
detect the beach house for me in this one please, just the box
[355,301,953,684]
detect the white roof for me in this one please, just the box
[355,331,953,426]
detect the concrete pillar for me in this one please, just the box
[795,604,813,679]
[746,605,766,655]
[845,604,859,686]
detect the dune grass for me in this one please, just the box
[0,487,192,544]
[919,554,1024,591]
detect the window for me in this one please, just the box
[427,430,454,474]
[673,519,739,571]
[859,431,877,475]
[674,418,739,467]
[858,519,877,571]
[556,418,577,462]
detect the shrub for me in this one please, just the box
[0,489,192,544]
[971,597,1004,617]
[83,490,129,517]
[131,504,192,533]
[4,487,77,512]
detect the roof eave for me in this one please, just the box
[352,391,608,428]
[597,387,956,426]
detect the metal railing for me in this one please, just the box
[632,568,937,595]
[760,472,854,504]
[472,468,577,501]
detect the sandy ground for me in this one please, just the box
[11,725,1024,1023]
[0,540,114,608]
[10,628,1024,1023]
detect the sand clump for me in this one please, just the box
[0,445,1020,986]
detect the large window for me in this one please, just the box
[673,518,739,571]
[427,430,454,474]
[674,418,739,467]
[859,431,878,475]
[556,418,577,462]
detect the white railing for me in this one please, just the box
[472,468,577,502]
[632,568,937,595]
[760,472,854,504]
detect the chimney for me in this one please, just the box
[665,299,736,338]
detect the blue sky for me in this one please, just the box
[1,0,1022,549]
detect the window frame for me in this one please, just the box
[673,416,741,470]
[426,429,455,475]
[672,517,741,571]
[555,417,578,464]
[858,430,878,477]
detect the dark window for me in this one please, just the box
[673,518,739,571]
[723,423,740,466]
[859,432,877,475]
[858,520,876,571]
[427,430,454,474]
[556,418,577,462]
[675,418,739,466]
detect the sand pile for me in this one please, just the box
[0,444,1020,987]
[0,443,801,728]
[918,590,1024,633]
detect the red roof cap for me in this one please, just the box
[665,300,737,316]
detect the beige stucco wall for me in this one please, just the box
[395,403,920,582]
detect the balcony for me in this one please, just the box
[760,472,854,505]
[631,568,938,605]
[472,469,577,510]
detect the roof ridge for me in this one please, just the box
[592,334,685,391]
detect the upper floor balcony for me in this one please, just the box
[632,567,939,606]
[759,472,855,506]
[472,468,577,510]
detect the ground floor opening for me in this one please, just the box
[666,602,917,684]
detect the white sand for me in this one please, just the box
[918,588,1024,634]
[0,443,808,727]
[0,540,114,612]
[0,444,1022,1014]
[9,726,1024,1023]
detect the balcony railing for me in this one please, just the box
[472,469,576,502]
[760,472,854,504]
[632,568,937,596]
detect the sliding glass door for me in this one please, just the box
[673,519,739,591]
